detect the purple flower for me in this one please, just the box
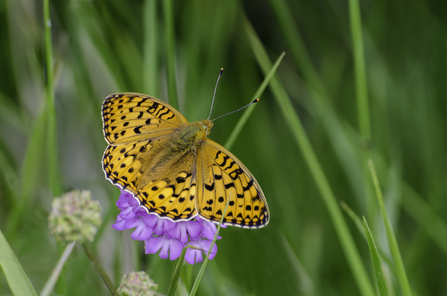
[112,189,224,264]
[145,234,184,260]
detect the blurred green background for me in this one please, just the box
[1,0,446,295]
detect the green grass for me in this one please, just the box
[1,0,446,295]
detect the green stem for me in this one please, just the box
[162,0,179,110]
[82,242,119,296]
[167,248,186,296]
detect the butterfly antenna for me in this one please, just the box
[207,68,224,120]
[211,98,260,122]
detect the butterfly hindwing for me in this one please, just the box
[102,93,187,145]
[136,169,198,220]
[102,139,153,192]
[197,139,269,228]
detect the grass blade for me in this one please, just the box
[224,52,285,150]
[348,0,371,142]
[0,230,38,296]
[167,249,186,296]
[190,193,231,296]
[245,19,375,296]
[82,242,119,296]
[368,159,412,296]
[40,241,76,296]
[363,216,390,296]
[340,200,395,273]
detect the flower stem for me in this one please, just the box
[190,193,231,296]
[167,248,186,296]
[82,242,119,296]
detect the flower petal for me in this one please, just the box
[144,236,163,255]
[144,235,185,261]
[130,218,153,240]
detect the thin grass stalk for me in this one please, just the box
[348,0,371,142]
[40,242,76,296]
[347,0,376,227]
[167,249,186,296]
[82,242,119,296]
[368,160,412,296]
[189,193,231,296]
[245,20,375,296]
[162,0,179,109]
[143,0,159,97]
[224,52,285,150]
[43,0,61,197]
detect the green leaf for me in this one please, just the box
[0,230,38,296]
[363,216,390,296]
[368,159,412,296]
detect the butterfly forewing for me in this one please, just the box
[197,139,269,228]
[102,93,187,145]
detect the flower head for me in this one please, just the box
[117,271,158,296]
[112,189,224,264]
[49,190,102,243]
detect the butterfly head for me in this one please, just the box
[200,119,214,136]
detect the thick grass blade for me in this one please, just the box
[368,159,412,296]
[0,230,38,296]
[245,19,375,296]
[224,52,285,150]
[363,217,390,296]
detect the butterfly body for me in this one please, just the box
[102,93,269,228]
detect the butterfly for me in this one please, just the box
[101,92,269,228]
